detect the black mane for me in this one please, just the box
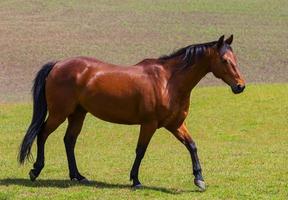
[159,40,229,68]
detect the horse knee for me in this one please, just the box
[186,142,197,153]
[64,134,76,146]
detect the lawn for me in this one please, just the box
[0,0,287,199]
[0,84,287,199]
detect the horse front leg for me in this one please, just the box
[166,123,205,191]
[130,121,157,188]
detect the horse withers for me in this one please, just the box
[19,35,245,191]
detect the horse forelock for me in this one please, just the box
[219,43,233,56]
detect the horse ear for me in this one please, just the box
[217,35,225,49]
[225,34,233,45]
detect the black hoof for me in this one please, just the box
[71,177,89,184]
[194,179,206,191]
[131,179,142,189]
[131,183,142,190]
[29,170,37,182]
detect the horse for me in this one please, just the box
[18,35,245,191]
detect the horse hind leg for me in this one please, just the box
[63,106,88,182]
[29,114,66,181]
[130,121,157,188]
[29,79,79,181]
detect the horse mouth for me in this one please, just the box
[231,84,245,94]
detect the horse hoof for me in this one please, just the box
[71,177,89,184]
[29,170,37,182]
[194,179,206,191]
[131,183,142,189]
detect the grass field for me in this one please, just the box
[0,84,287,199]
[0,0,288,199]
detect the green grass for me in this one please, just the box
[0,84,287,199]
[0,0,287,199]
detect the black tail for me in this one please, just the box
[18,62,57,164]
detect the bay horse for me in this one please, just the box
[19,35,245,191]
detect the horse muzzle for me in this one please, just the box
[231,84,245,94]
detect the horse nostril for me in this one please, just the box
[231,84,245,94]
[237,84,244,90]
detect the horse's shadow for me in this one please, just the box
[0,178,200,194]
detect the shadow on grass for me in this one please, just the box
[0,178,201,194]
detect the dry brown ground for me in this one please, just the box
[0,1,287,102]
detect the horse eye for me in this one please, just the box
[222,59,228,64]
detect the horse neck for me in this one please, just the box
[164,56,210,97]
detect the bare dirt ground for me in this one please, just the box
[0,1,287,102]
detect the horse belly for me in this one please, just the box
[84,95,142,124]
[79,82,154,124]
